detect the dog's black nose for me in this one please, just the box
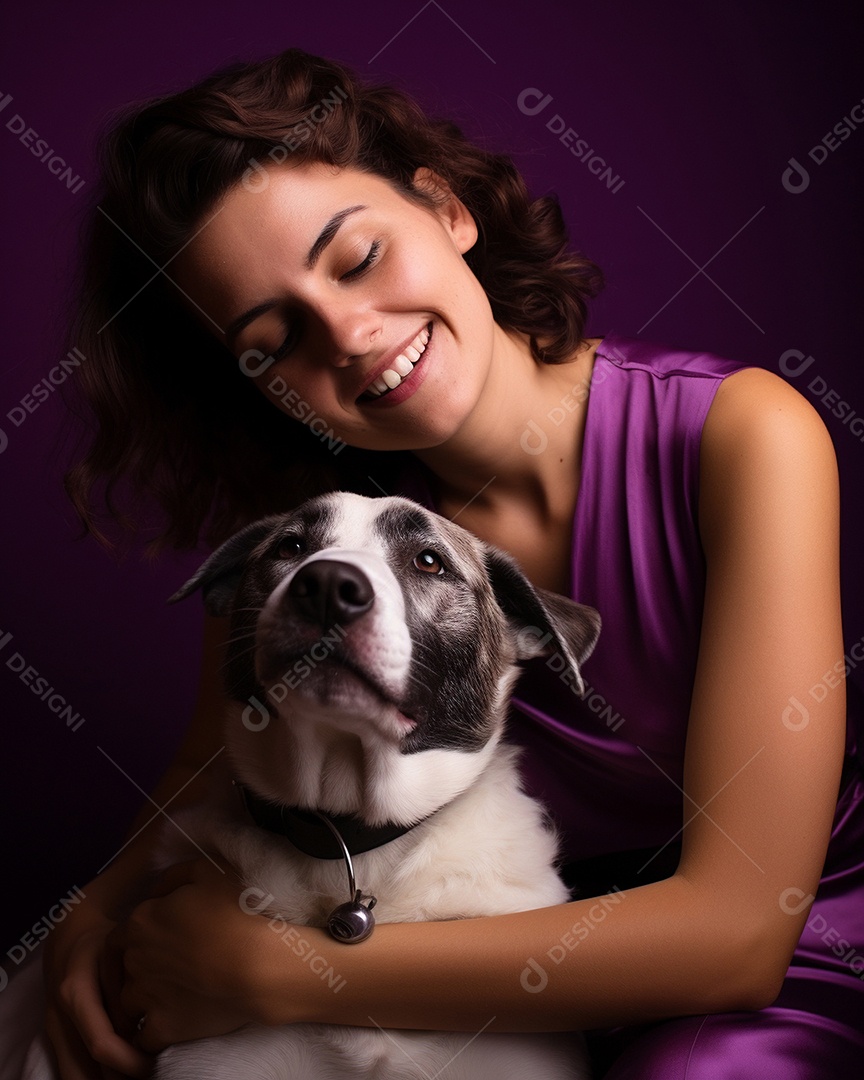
[285,560,374,627]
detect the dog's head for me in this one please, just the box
[170,493,600,823]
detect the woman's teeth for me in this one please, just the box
[364,326,430,398]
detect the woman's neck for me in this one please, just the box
[414,329,600,523]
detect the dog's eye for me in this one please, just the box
[413,550,446,576]
[274,536,306,560]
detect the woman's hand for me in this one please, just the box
[108,856,275,1054]
[42,886,152,1080]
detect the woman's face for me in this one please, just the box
[174,162,503,452]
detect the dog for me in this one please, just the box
[151,492,601,1078]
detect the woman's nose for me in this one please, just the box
[315,302,382,367]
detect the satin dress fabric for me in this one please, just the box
[404,332,864,1076]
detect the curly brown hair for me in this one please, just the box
[62,48,603,553]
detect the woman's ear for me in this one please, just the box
[412,167,478,254]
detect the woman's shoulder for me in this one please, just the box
[699,366,838,547]
[703,364,835,464]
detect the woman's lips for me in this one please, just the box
[360,322,434,408]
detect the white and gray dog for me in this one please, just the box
[20,491,600,1080]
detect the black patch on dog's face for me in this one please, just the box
[371,504,510,754]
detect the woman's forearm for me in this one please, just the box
[253,873,782,1033]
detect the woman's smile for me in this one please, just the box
[358,321,433,406]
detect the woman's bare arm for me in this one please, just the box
[118,367,847,1047]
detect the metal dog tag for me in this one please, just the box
[327,891,377,943]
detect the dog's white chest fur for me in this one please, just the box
[156,747,588,1080]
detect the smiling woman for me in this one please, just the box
[18,42,864,1080]
[63,49,602,554]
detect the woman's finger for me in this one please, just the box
[98,926,136,1041]
[55,963,151,1078]
[45,1002,149,1080]
[44,1004,101,1080]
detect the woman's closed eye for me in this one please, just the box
[270,325,299,363]
[340,240,380,280]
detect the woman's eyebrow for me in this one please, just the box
[305,204,367,269]
[224,204,368,348]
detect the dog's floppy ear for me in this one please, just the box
[167,517,281,617]
[483,545,601,695]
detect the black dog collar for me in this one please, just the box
[235,783,421,859]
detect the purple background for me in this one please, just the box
[1,0,862,950]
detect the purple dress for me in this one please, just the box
[406,332,864,1076]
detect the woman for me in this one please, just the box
[34,48,863,1078]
